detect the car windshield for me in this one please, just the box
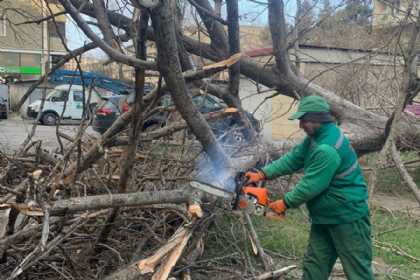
[47,89,68,102]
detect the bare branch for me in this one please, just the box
[92,0,118,47]
[188,0,228,25]
[58,0,156,70]
[15,11,67,25]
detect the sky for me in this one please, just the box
[65,0,335,58]
[65,0,274,56]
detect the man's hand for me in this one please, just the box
[268,199,287,215]
[245,169,265,184]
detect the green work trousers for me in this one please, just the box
[302,215,374,280]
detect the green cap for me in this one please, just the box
[288,95,330,120]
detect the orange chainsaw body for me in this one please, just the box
[238,185,270,210]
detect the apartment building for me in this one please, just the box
[0,0,66,82]
[373,0,419,29]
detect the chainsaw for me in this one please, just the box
[190,170,283,219]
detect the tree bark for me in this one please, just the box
[214,0,222,17]
[226,0,240,99]
[92,0,117,47]
[49,189,193,215]
[149,1,232,173]
[193,0,228,56]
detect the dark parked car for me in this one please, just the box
[0,97,8,119]
[92,93,260,143]
[92,95,128,134]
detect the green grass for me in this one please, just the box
[372,210,420,279]
[254,209,420,279]
[254,210,310,259]
[363,152,420,194]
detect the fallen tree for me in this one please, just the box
[3,0,420,279]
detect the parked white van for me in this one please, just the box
[27,84,112,125]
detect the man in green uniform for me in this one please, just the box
[246,95,373,280]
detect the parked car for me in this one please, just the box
[27,84,113,125]
[92,94,130,134]
[0,97,7,119]
[92,92,261,143]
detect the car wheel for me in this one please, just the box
[42,112,58,126]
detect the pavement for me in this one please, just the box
[0,115,99,153]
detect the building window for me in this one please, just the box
[0,16,6,37]
[48,21,65,38]
[20,53,41,67]
[0,52,19,67]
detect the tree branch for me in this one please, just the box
[58,0,156,70]
[150,0,232,174]
[226,0,240,98]
[390,143,420,205]
[187,0,228,25]
[193,0,229,56]
[92,0,118,48]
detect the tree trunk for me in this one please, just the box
[149,1,232,174]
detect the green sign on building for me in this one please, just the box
[0,66,41,75]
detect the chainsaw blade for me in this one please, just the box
[190,181,234,199]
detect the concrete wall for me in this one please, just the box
[0,1,42,52]
[246,45,406,141]
[238,79,304,141]
[372,0,419,29]
[239,79,273,141]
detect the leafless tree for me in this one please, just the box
[1,0,419,278]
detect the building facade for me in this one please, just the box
[0,0,66,82]
[373,0,419,29]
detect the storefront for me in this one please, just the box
[0,51,42,81]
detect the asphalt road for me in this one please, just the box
[0,116,99,153]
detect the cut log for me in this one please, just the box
[103,224,195,280]
[151,229,192,280]
[188,203,203,219]
[202,53,241,70]
[137,227,188,274]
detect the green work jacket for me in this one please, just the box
[262,123,369,224]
